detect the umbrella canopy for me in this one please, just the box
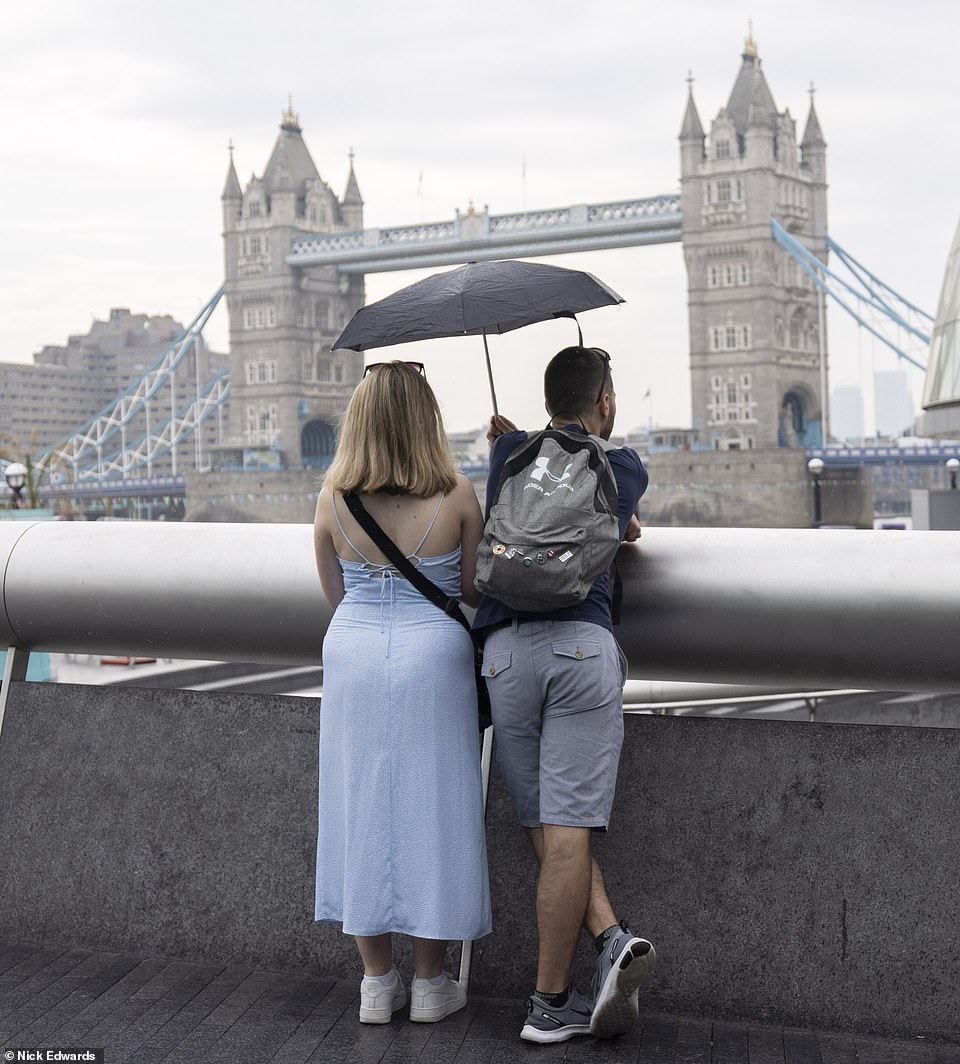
[333,259,623,351]
[332,259,625,414]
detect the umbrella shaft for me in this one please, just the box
[482,331,499,416]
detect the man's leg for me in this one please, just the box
[532,624,656,1037]
[526,828,618,943]
[532,824,593,993]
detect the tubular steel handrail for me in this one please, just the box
[2,523,960,693]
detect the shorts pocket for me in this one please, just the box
[481,650,512,679]
[551,640,601,662]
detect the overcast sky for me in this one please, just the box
[2,0,958,436]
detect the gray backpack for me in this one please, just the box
[475,428,620,612]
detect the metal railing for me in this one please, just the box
[2,523,959,694]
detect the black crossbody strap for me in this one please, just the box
[341,491,471,635]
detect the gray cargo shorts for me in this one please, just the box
[481,619,627,830]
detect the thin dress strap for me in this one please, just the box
[331,493,372,563]
[411,493,446,557]
[332,491,446,563]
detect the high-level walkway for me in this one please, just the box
[2,941,956,1064]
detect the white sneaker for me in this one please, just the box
[409,972,467,1022]
[359,968,406,1024]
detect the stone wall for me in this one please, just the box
[642,448,872,527]
[1,681,958,1041]
[184,469,320,523]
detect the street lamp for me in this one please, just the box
[4,462,27,508]
[947,457,959,491]
[807,457,825,527]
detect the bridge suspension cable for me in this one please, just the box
[79,369,230,481]
[39,288,226,481]
[771,219,932,372]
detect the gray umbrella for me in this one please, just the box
[332,259,624,414]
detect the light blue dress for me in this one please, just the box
[315,496,492,940]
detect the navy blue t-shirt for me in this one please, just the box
[472,425,648,636]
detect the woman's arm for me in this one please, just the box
[455,475,484,608]
[314,488,345,608]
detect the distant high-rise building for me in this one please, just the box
[679,30,828,450]
[830,384,865,442]
[0,309,225,463]
[874,370,915,438]
[220,101,366,469]
[917,211,960,438]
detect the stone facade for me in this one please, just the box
[184,468,320,524]
[679,34,828,452]
[642,449,872,528]
[0,308,225,470]
[219,102,366,472]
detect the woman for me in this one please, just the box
[313,361,491,1025]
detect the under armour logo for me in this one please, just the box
[530,456,572,484]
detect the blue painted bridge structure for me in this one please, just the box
[27,188,940,493]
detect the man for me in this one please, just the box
[473,345,655,1044]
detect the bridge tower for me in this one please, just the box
[221,101,365,469]
[680,33,828,450]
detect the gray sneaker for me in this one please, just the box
[589,922,656,1038]
[520,987,593,1044]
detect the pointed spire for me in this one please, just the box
[281,94,301,133]
[222,140,242,200]
[679,72,705,141]
[743,20,758,59]
[343,147,363,205]
[744,58,777,131]
[801,86,826,149]
[726,39,777,136]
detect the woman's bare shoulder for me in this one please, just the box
[452,473,482,513]
[314,485,337,526]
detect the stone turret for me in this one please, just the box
[221,146,243,284]
[218,102,366,473]
[801,97,827,177]
[679,80,705,172]
[341,150,364,230]
[679,31,830,451]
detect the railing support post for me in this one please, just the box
[0,646,30,738]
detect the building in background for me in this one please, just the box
[830,384,865,442]
[218,101,365,472]
[0,309,226,468]
[917,212,960,439]
[679,31,828,451]
[874,371,915,439]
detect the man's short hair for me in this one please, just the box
[544,346,610,419]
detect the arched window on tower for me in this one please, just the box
[789,309,805,350]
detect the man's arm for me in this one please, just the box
[608,448,648,541]
[486,414,518,447]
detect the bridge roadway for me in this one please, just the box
[287,194,682,273]
[2,940,956,1064]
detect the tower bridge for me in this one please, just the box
[286,194,683,273]
[24,33,954,522]
[219,34,834,476]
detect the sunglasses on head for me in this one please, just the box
[363,361,426,379]
[590,348,611,404]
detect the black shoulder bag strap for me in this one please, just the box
[341,491,471,636]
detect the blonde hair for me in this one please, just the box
[325,362,458,497]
